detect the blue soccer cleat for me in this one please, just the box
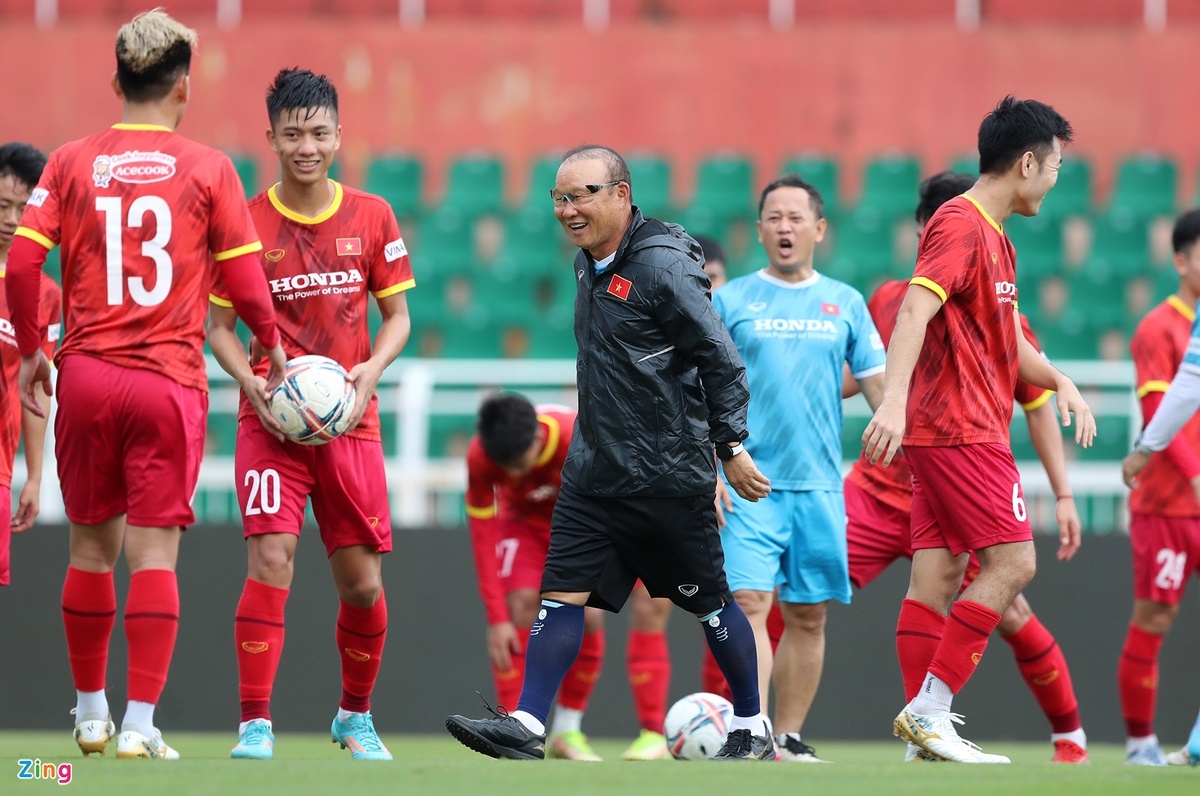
[231,719,274,760]
[331,712,393,761]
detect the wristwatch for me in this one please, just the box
[715,441,745,462]
[1132,435,1155,456]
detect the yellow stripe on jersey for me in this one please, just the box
[14,227,55,250]
[534,414,562,468]
[1021,389,1055,412]
[268,181,344,225]
[112,123,172,131]
[209,293,234,308]
[1168,295,1196,323]
[213,241,263,262]
[465,503,497,520]
[961,194,1004,234]
[371,279,416,299]
[910,276,948,304]
[1137,380,1172,398]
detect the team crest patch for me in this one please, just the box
[337,238,362,256]
[821,302,840,315]
[241,642,269,654]
[344,648,371,662]
[990,252,999,264]
[678,584,699,597]
[607,274,632,300]
[265,249,285,262]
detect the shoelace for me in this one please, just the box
[781,735,818,757]
[476,691,512,721]
[343,712,386,751]
[242,723,272,744]
[717,729,753,757]
[932,713,984,752]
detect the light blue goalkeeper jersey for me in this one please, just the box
[713,269,885,490]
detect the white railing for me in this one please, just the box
[17,358,1141,530]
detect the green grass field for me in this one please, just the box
[3,733,1196,795]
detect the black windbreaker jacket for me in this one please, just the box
[560,208,750,497]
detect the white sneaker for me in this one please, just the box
[775,734,828,762]
[71,709,115,756]
[1125,740,1166,766]
[116,727,180,760]
[1165,746,1194,766]
[893,705,1010,764]
[904,741,939,762]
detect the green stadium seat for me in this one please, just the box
[43,247,62,284]
[1075,416,1131,463]
[1036,311,1093,360]
[441,154,505,217]
[826,208,896,285]
[493,210,564,279]
[521,154,562,213]
[1067,271,1125,328]
[524,316,578,359]
[677,206,730,250]
[440,322,502,358]
[227,152,259,195]
[364,153,423,218]
[840,414,871,462]
[1006,214,1064,276]
[471,273,541,328]
[1154,265,1181,302]
[691,154,755,222]
[947,153,979,178]
[1041,157,1093,219]
[427,414,477,457]
[627,154,673,219]
[780,153,841,216]
[857,154,920,222]
[1110,154,1178,217]
[1085,210,1151,276]
[416,209,475,278]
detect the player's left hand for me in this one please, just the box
[11,480,40,533]
[18,352,52,417]
[714,478,734,530]
[345,360,384,432]
[1054,496,1082,561]
[1122,449,1152,489]
[1054,378,1096,448]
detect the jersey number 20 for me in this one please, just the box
[96,196,173,306]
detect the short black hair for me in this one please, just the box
[266,68,339,127]
[0,142,48,191]
[915,171,975,225]
[478,393,539,466]
[694,235,726,266]
[758,174,824,219]
[978,96,1073,176]
[1172,209,1200,254]
[560,145,631,185]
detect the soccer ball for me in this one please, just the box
[269,355,357,446]
[663,692,733,760]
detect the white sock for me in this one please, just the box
[239,719,272,735]
[1052,728,1087,748]
[122,700,155,734]
[76,690,108,720]
[909,673,953,715]
[337,708,358,722]
[548,706,584,737]
[729,713,769,735]
[510,710,546,736]
[1126,734,1157,753]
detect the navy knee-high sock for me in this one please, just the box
[514,601,585,726]
[700,601,760,718]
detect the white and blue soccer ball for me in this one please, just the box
[663,692,734,760]
[269,355,357,446]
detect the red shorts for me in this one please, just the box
[235,420,392,557]
[907,443,1032,557]
[1130,512,1200,605]
[56,355,207,528]
[495,518,551,592]
[0,484,10,586]
[845,479,913,589]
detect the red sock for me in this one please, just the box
[1119,623,1163,738]
[896,598,946,701]
[235,579,289,722]
[766,603,785,654]
[627,630,670,732]
[928,600,1001,694]
[337,595,387,713]
[700,645,732,700]
[62,567,116,693]
[492,626,530,713]
[558,627,604,712]
[1002,616,1081,733]
[125,569,180,704]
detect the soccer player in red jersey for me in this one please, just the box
[208,68,413,762]
[846,172,1088,764]
[1113,209,1200,766]
[5,11,283,761]
[0,143,61,584]
[467,394,673,761]
[862,97,1095,763]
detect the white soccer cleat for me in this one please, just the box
[893,705,1010,764]
[116,727,180,760]
[775,734,829,762]
[904,741,939,762]
[71,710,116,756]
[1165,746,1194,766]
[1125,740,1167,766]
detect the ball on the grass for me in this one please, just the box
[662,692,734,760]
[269,355,356,446]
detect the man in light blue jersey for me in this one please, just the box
[713,175,885,762]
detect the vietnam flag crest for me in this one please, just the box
[607,274,633,300]
[821,302,840,315]
[336,237,362,256]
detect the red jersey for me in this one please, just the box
[14,124,262,391]
[1130,295,1200,517]
[211,182,415,443]
[847,278,1051,512]
[904,195,1019,447]
[465,407,574,624]
[0,272,60,488]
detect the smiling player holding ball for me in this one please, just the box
[208,67,414,761]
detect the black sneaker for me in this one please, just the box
[776,733,828,763]
[712,726,776,761]
[445,699,546,760]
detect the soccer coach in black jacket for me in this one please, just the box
[448,145,776,762]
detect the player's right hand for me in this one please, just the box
[1054,377,1097,448]
[240,374,286,443]
[863,399,905,466]
[18,352,52,417]
[262,342,288,393]
[721,451,771,502]
[487,621,523,672]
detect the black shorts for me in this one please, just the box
[541,487,733,615]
